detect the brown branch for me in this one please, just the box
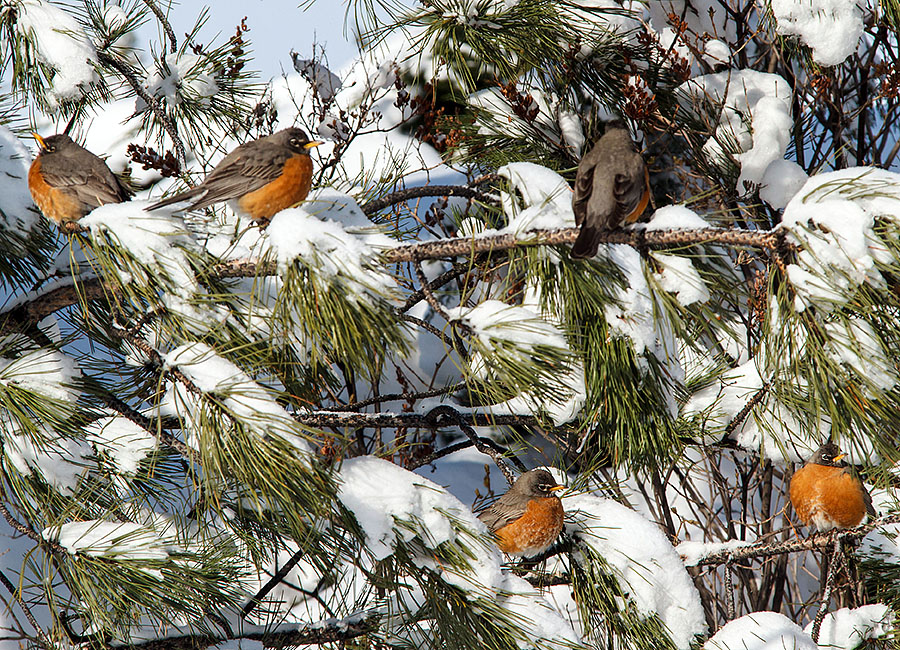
[361,174,502,216]
[426,405,518,485]
[379,227,782,264]
[725,382,771,435]
[294,409,540,430]
[811,536,842,643]
[94,387,198,463]
[97,52,187,166]
[0,278,113,336]
[691,514,900,567]
[141,0,177,54]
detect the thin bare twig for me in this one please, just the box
[141,0,177,53]
[344,380,467,410]
[427,405,518,485]
[362,184,498,215]
[0,570,53,650]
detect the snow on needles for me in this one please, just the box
[770,0,865,67]
[43,520,170,561]
[563,491,707,649]
[0,126,42,247]
[0,346,80,404]
[679,70,795,199]
[16,0,98,103]
[163,342,311,454]
[498,162,575,235]
[781,167,900,316]
[264,191,399,304]
[80,202,230,330]
[447,300,568,351]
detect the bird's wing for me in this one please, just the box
[187,143,292,209]
[477,493,527,533]
[572,152,597,228]
[612,154,648,221]
[40,159,130,209]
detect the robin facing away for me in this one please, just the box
[28,133,131,225]
[146,127,324,226]
[789,442,876,532]
[477,468,565,557]
[571,119,651,259]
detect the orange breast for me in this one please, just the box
[237,154,313,223]
[28,158,82,223]
[495,496,564,556]
[789,464,867,531]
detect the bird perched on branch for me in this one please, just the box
[28,133,131,225]
[789,442,876,532]
[477,468,565,556]
[146,127,324,226]
[571,120,650,259]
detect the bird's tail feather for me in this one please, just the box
[570,226,600,259]
[145,187,204,212]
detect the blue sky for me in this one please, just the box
[159,1,361,78]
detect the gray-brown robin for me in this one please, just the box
[146,127,324,225]
[571,120,651,259]
[789,442,876,532]
[28,133,131,224]
[477,468,565,556]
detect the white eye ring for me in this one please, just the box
[290,138,300,147]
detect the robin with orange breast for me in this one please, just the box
[789,442,876,532]
[477,468,565,556]
[571,119,651,259]
[28,133,131,225]
[146,127,324,226]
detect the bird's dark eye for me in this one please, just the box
[290,138,300,148]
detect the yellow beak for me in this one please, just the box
[833,453,846,462]
[33,132,46,150]
[549,485,566,492]
[304,140,325,149]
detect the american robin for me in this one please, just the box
[146,127,324,225]
[28,133,131,224]
[789,442,876,532]
[571,119,651,259]
[477,468,565,556]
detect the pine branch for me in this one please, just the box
[96,51,188,166]
[0,500,65,554]
[811,536,842,643]
[94,387,198,463]
[112,612,380,650]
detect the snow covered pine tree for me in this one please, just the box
[0,0,900,649]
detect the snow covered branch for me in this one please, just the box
[110,612,380,650]
[685,514,900,567]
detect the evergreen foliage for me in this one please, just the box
[0,1,899,649]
